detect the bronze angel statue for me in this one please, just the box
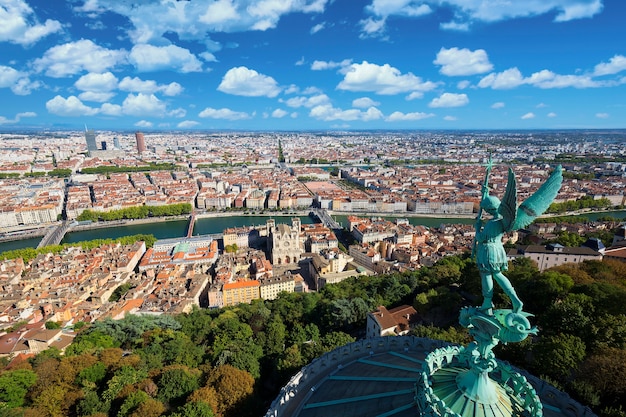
[473,158,562,315]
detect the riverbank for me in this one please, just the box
[68,215,189,232]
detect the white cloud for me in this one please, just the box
[0,65,23,88]
[478,68,525,89]
[218,66,281,97]
[199,107,251,120]
[547,112,557,118]
[437,0,603,27]
[135,120,153,128]
[405,91,424,100]
[79,91,115,103]
[480,66,609,91]
[118,76,184,96]
[100,103,122,116]
[46,95,99,116]
[74,72,118,92]
[594,55,626,76]
[295,57,305,66]
[429,92,469,108]
[338,61,438,95]
[284,94,330,108]
[352,97,380,108]
[521,112,535,119]
[443,115,457,121]
[0,0,62,46]
[491,102,505,109]
[168,108,187,118]
[177,120,200,128]
[361,0,432,37]
[129,44,203,73]
[11,78,41,95]
[311,59,352,71]
[386,111,435,122]
[34,39,127,78]
[457,80,471,90]
[358,17,387,39]
[310,22,325,34]
[309,104,383,122]
[0,111,36,125]
[75,0,328,47]
[526,70,600,89]
[596,112,609,119]
[290,112,298,118]
[434,47,493,76]
[536,102,548,108]
[122,93,167,117]
[439,21,469,31]
[272,109,288,118]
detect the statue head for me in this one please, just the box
[480,195,501,212]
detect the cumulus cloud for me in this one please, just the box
[386,111,435,122]
[129,44,203,73]
[0,0,62,46]
[34,39,127,77]
[100,103,122,116]
[491,102,505,109]
[443,115,457,121]
[218,66,281,97]
[360,0,602,36]
[198,107,251,120]
[429,92,469,108]
[74,72,118,92]
[272,109,288,118]
[480,66,606,90]
[0,65,39,95]
[338,61,438,95]
[596,112,609,118]
[135,120,153,128]
[118,76,183,96]
[46,95,99,116]
[283,94,330,108]
[594,55,626,76]
[309,104,383,122]
[434,47,493,76]
[352,97,380,108]
[0,111,36,125]
[79,91,115,103]
[311,59,352,71]
[457,80,471,90]
[122,93,167,117]
[177,120,200,128]
[521,112,536,119]
[73,0,328,46]
[478,68,525,89]
[547,112,557,117]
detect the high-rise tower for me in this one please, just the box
[135,132,146,154]
[84,127,97,155]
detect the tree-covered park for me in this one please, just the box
[0,252,625,416]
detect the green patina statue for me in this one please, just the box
[473,157,563,315]
[417,160,563,417]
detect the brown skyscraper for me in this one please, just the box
[135,132,146,153]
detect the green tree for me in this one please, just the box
[531,333,586,381]
[171,401,215,417]
[157,366,201,406]
[0,369,38,408]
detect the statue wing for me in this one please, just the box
[511,165,563,230]
[498,168,518,232]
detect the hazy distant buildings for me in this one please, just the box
[135,132,146,154]
[84,129,97,155]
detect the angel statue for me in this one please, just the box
[473,158,562,315]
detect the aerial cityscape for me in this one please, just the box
[1,0,626,417]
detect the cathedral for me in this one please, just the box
[267,218,304,265]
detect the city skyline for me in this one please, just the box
[1,0,625,131]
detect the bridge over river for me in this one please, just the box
[310,208,341,229]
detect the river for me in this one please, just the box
[1,210,625,254]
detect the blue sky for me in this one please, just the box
[1,0,625,130]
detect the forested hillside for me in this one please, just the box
[1,255,625,417]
